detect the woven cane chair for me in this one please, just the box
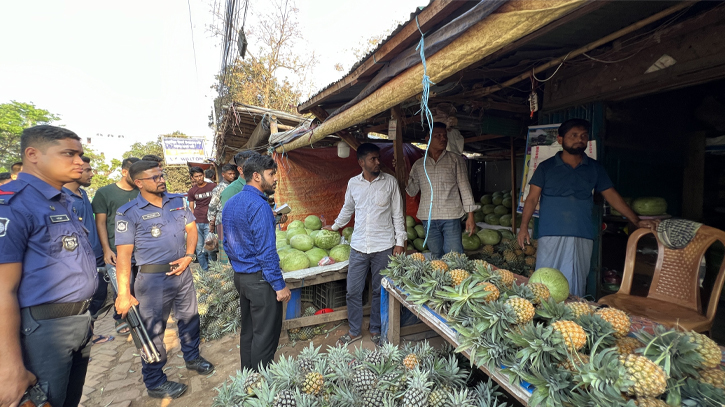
[599,225,725,334]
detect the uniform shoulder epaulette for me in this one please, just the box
[117,199,137,215]
[0,181,28,205]
[167,193,187,199]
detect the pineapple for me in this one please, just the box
[503,250,517,264]
[558,352,590,372]
[409,252,426,262]
[403,352,420,370]
[595,307,631,338]
[492,268,515,288]
[482,245,495,256]
[352,366,378,392]
[301,371,324,396]
[551,320,587,352]
[685,331,722,369]
[448,268,470,287]
[402,369,433,407]
[528,282,550,305]
[442,252,473,272]
[430,260,448,272]
[297,344,322,373]
[698,367,725,390]
[633,399,668,407]
[427,356,467,407]
[361,388,388,407]
[505,297,535,324]
[523,245,536,256]
[272,389,297,407]
[476,282,500,303]
[615,336,643,355]
[619,354,668,398]
[566,301,594,319]
[524,256,536,267]
[243,371,265,395]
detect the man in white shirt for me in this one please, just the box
[325,143,406,347]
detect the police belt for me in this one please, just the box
[139,264,172,274]
[27,299,91,320]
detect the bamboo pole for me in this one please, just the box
[510,137,517,236]
[463,1,694,99]
[276,0,587,153]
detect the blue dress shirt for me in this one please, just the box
[222,185,284,291]
[115,192,195,266]
[0,173,97,308]
[530,152,614,240]
[63,187,104,266]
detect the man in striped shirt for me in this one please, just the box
[406,122,479,259]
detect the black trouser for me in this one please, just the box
[20,307,92,407]
[234,272,283,371]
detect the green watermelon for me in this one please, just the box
[462,233,481,251]
[529,268,570,302]
[477,229,501,245]
[484,214,500,225]
[492,191,503,198]
[304,215,322,230]
[414,224,426,238]
[275,230,287,240]
[482,204,495,215]
[276,239,288,249]
[290,234,314,251]
[413,238,427,251]
[473,210,485,223]
[502,197,513,208]
[309,230,321,240]
[499,214,512,227]
[281,250,310,272]
[494,205,508,216]
[631,197,667,216]
[286,227,308,244]
[492,196,503,205]
[481,194,493,205]
[342,227,354,242]
[287,220,304,230]
[305,247,328,265]
[407,243,414,251]
[314,230,341,250]
[407,227,417,241]
[499,229,514,239]
[406,216,416,228]
[329,244,351,262]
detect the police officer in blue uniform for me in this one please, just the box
[114,160,213,399]
[0,125,97,407]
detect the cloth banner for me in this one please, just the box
[162,137,206,165]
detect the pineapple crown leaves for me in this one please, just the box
[446,387,476,407]
[436,279,498,318]
[680,377,725,406]
[575,314,617,352]
[403,367,434,397]
[536,298,574,323]
[519,365,575,407]
[213,369,253,407]
[505,281,535,302]
[506,322,570,369]
[427,355,468,389]
[468,379,511,407]
[570,341,634,402]
[267,355,303,390]
[379,342,403,364]
[634,326,703,379]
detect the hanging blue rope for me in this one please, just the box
[414,16,436,248]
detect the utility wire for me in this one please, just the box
[187,0,199,79]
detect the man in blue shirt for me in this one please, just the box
[114,160,214,399]
[518,119,653,297]
[63,156,112,344]
[223,154,291,371]
[0,125,97,407]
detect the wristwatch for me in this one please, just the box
[185,253,197,261]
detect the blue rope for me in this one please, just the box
[414,15,436,248]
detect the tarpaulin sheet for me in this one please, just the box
[274,144,425,230]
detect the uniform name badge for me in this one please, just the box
[0,217,8,237]
[62,235,78,251]
[151,225,162,238]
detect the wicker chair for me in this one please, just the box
[598,225,725,334]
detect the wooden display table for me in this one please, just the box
[380,277,532,405]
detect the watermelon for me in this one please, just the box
[482,204,495,215]
[529,268,570,302]
[407,243,414,251]
[631,197,667,216]
[314,230,341,250]
[484,214,500,225]
[290,234,314,251]
[304,215,322,230]
[406,227,417,241]
[287,220,304,230]
[276,239,288,249]
[492,191,503,198]
[499,214,512,227]
[305,247,328,265]
[500,190,509,195]
[286,227,308,244]
[462,233,481,251]
[473,210,485,223]
[414,224,426,239]
[309,230,321,240]
[406,216,416,228]
[281,250,310,272]
[275,230,287,240]
[413,238,427,251]
[494,205,508,216]
[492,196,503,205]
[481,194,493,205]
[477,229,501,245]
[502,197,513,208]
[329,244,351,262]
[500,229,514,239]
[342,227,354,242]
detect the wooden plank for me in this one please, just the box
[510,138,517,236]
[285,271,348,290]
[400,323,432,337]
[281,306,371,330]
[464,134,508,143]
[392,106,408,213]
[382,278,531,405]
[338,132,361,151]
[387,283,401,346]
[298,0,467,114]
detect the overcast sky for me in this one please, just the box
[0,0,422,160]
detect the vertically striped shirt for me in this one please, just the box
[406,150,480,220]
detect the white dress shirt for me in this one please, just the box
[332,172,407,254]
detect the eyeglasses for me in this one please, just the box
[137,173,166,183]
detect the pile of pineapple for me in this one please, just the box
[213,341,513,407]
[382,252,725,406]
[475,236,537,277]
[194,261,241,341]
[288,306,333,343]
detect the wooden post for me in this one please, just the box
[270,115,279,134]
[510,137,517,236]
[391,106,407,212]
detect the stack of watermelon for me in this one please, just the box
[276,215,352,272]
[406,215,429,252]
[475,190,529,228]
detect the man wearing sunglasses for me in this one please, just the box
[113,160,213,399]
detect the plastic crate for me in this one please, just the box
[313,280,347,310]
[301,286,314,303]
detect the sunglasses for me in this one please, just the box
[137,172,166,183]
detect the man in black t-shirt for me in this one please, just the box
[188,166,216,271]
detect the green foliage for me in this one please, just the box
[83,145,122,197]
[122,131,193,194]
[0,101,60,170]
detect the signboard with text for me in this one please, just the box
[162,137,206,165]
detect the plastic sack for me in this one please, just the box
[318,256,336,267]
[204,232,219,252]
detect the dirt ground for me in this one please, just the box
[82,311,444,407]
